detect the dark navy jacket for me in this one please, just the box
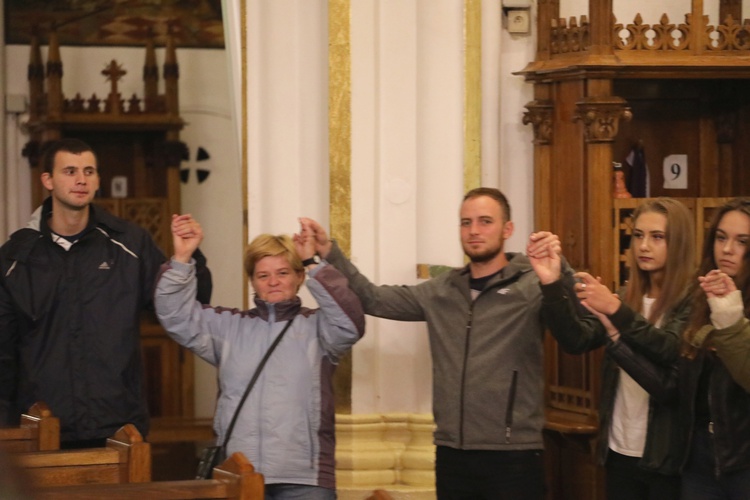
[0,198,211,442]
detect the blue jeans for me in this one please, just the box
[682,427,750,500]
[435,445,545,500]
[265,484,336,500]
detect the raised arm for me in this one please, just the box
[299,217,427,321]
[606,339,679,404]
[527,231,562,285]
[172,214,204,263]
[701,275,750,392]
[576,271,686,365]
[154,216,226,365]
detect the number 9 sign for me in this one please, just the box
[663,154,688,189]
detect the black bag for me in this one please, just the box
[194,318,294,479]
[195,445,225,479]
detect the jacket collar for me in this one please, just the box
[456,252,531,282]
[36,197,129,238]
[252,296,302,322]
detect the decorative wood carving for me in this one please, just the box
[573,97,632,143]
[522,100,554,144]
[614,14,692,51]
[551,16,590,54]
[707,16,750,51]
[545,11,750,57]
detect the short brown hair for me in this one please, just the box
[40,138,97,175]
[463,187,511,222]
[243,234,304,278]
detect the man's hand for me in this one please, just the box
[527,231,562,285]
[172,214,203,264]
[298,217,333,258]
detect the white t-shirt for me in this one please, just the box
[609,296,657,457]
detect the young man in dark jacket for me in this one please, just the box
[0,138,211,448]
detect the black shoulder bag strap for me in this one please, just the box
[196,317,295,479]
[222,316,295,449]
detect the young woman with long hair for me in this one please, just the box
[607,197,750,500]
[529,197,696,500]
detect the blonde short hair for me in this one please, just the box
[243,234,304,278]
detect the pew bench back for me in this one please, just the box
[17,423,151,486]
[0,402,60,452]
[33,452,264,500]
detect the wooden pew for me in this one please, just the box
[33,452,265,499]
[0,402,60,452]
[17,423,151,486]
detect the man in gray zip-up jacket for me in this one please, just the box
[300,187,579,499]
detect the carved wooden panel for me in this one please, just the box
[548,11,750,55]
[93,198,171,255]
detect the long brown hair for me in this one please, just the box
[683,197,750,356]
[623,198,695,323]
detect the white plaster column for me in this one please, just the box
[245,0,330,241]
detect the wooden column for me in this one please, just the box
[575,79,631,290]
[588,0,613,55]
[524,87,554,231]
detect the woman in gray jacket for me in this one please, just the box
[155,215,365,500]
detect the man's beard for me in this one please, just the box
[466,246,502,264]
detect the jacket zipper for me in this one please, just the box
[458,305,474,447]
[257,306,277,469]
[505,370,519,443]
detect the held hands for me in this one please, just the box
[293,220,316,262]
[701,270,742,329]
[527,231,562,285]
[171,214,203,264]
[297,217,333,259]
[699,269,737,299]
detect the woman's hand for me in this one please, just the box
[574,272,621,316]
[699,269,737,299]
[293,219,316,262]
[581,301,621,342]
[172,214,203,264]
[298,217,333,258]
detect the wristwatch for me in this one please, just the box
[302,256,319,267]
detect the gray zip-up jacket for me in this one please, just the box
[326,241,577,450]
[154,259,364,489]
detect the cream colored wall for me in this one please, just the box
[240,0,536,415]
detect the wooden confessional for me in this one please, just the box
[518,1,750,498]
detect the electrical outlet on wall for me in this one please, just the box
[507,9,530,34]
